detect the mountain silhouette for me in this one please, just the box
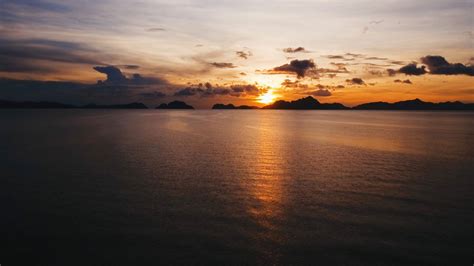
[0,100,147,109]
[354,98,474,110]
[1,97,472,110]
[156,101,194,109]
[212,103,259,109]
[263,96,348,110]
[0,100,75,109]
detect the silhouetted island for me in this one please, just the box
[0,100,148,109]
[156,101,194,109]
[353,98,474,110]
[212,103,260,109]
[263,96,348,110]
[0,100,75,109]
[1,97,473,110]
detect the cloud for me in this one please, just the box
[146,27,166,32]
[119,65,140,70]
[387,69,397,76]
[420,55,474,76]
[0,78,170,105]
[310,89,332,97]
[230,84,262,96]
[264,59,348,79]
[346,78,366,85]
[236,51,252,59]
[324,53,362,61]
[93,66,168,86]
[389,60,406,65]
[345,53,364,58]
[362,26,369,34]
[174,83,264,98]
[366,56,388,60]
[272,59,316,78]
[139,91,167,98]
[326,55,345,59]
[0,38,102,73]
[398,63,427,75]
[174,87,199,96]
[210,62,237,68]
[369,20,384,24]
[94,66,127,84]
[392,56,473,76]
[283,47,309,53]
[394,79,412,84]
[369,70,384,76]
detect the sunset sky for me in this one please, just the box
[1,0,473,108]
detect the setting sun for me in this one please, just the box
[257,90,277,104]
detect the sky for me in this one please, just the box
[0,0,473,108]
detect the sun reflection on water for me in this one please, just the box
[243,114,287,263]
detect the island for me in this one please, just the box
[262,96,348,110]
[0,100,148,109]
[156,101,194,109]
[353,98,474,110]
[212,103,260,109]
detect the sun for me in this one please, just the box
[257,89,278,104]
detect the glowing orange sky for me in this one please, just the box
[0,0,473,108]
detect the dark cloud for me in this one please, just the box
[139,91,167,99]
[310,89,332,97]
[265,59,347,79]
[230,84,261,96]
[146,27,166,32]
[326,55,345,59]
[389,60,406,65]
[420,55,474,76]
[394,79,412,84]
[0,38,102,73]
[174,87,198,96]
[94,66,127,84]
[391,55,473,76]
[346,78,366,85]
[119,65,140,70]
[204,82,212,89]
[366,56,388,60]
[174,83,263,98]
[345,53,364,58]
[325,53,362,61]
[281,79,306,88]
[0,78,167,105]
[398,63,427,75]
[387,68,397,76]
[94,66,168,86]
[210,62,237,68]
[236,51,252,59]
[369,20,384,24]
[272,59,316,78]
[369,70,384,76]
[283,47,309,53]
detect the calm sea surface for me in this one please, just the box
[1,110,473,265]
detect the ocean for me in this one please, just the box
[1,110,473,265]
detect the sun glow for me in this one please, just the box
[257,89,278,104]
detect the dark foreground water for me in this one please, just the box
[1,110,473,265]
